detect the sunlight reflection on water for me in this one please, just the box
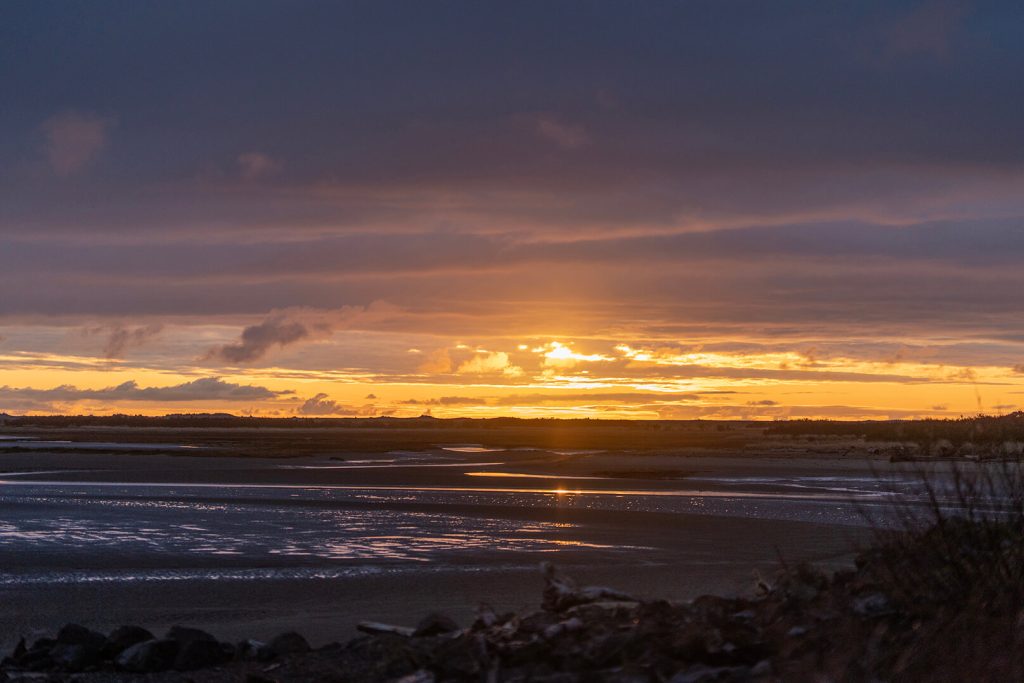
[0,494,651,562]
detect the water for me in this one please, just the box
[0,442,944,596]
[0,449,918,644]
[0,469,915,587]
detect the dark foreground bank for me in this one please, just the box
[4,517,1022,683]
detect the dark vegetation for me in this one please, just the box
[0,416,759,457]
[3,415,751,431]
[6,412,1024,460]
[768,411,1024,457]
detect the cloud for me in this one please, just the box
[418,348,453,373]
[536,116,590,149]
[297,392,355,416]
[296,393,386,416]
[207,304,395,364]
[746,400,779,406]
[397,392,715,408]
[84,323,163,358]
[456,351,523,377]
[401,396,487,406]
[493,392,708,406]
[40,111,115,176]
[0,377,288,406]
[237,152,279,179]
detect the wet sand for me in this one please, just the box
[0,443,900,648]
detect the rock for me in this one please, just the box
[433,633,489,679]
[852,592,892,617]
[518,674,581,683]
[542,617,584,640]
[474,603,498,629]
[166,625,218,643]
[10,637,26,660]
[56,624,106,650]
[343,632,432,679]
[245,675,277,683]
[50,624,106,671]
[786,626,807,637]
[174,638,231,671]
[14,649,54,672]
[28,637,55,653]
[103,625,154,658]
[266,631,310,657]
[395,670,435,683]
[597,669,653,683]
[567,601,639,618]
[414,612,460,637]
[669,665,749,682]
[50,643,100,671]
[116,638,180,672]
[236,638,270,660]
[775,564,829,604]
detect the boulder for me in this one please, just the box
[51,624,106,671]
[432,634,488,679]
[174,638,231,671]
[852,593,892,618]
[395,669,436,683]
[266,631,311,657]
[10,637,26,660]
[166,625,218,643]
[26,637,55,657]
[116,638,180,672]
[50,642,101,671]
[414,613,460,637]
[103,625,154,658]
[236,638,270,660]
[56,624,103,645]
[245,675,278,683]
[15,649,54,671]
[669,665,750,682]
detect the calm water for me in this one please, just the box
[0,463,924,587]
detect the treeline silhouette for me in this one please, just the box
[768,412,1024,453]
[1,414,752,431]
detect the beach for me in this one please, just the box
[0,429,912,650]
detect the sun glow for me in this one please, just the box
[538,342,614,367]
[1,326,1022,420]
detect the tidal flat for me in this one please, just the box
[0,422,918,648]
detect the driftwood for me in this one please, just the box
[540,561,636,612]
[356,621,415,637]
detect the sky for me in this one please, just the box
[2,0,1024,420]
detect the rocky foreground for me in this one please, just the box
[2,533,1021,683]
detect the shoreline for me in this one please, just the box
[0,446,878,653]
